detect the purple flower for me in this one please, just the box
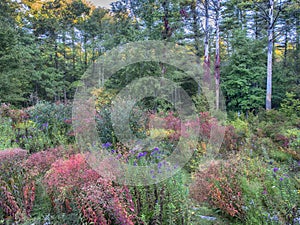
[102,142,112,148]
[137,152,147,159]
[151,147,160,156]
[273,167,279,173]
[279,177,283,181]
[158,162,162,169]
[262,189,267,195]
[42,122,49,128]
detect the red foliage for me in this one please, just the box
[23,181,35,217]
[0,148,27,165]
[190,160,244,219]
[0,148,28,221]
[221,125,239,152]
[24,146,79,175]
[43,153,137,224]
[148,111,226,142]
[0,181,21,220]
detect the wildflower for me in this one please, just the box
[42,122,49,128]
[102,142,112,148]
[262,189,268,195]
[158,162,162,169]
[151,147,160,155]
[137,152,147,159]
[279,177,283,181]
[273,167,279,173]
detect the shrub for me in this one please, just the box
[131,170,191,224]
[280,92,300,118]
[190,159,245,220]
[0,148,33,222]
[43,153,137,224]
[26,101,74,150]
[240,155,300,224]
[0,117,17,150]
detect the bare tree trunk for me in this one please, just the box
[266,0,274,110]
[203,0,211,86]
[214,0,221,110]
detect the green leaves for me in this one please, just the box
[221,29,266,112]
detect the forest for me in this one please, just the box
[0,0,299,224]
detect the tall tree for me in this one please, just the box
[203,0,211,85]
[221,29,266,113]
[266,0,274,110]
[212,0,221,110]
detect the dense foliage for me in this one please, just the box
[0,0,299,224]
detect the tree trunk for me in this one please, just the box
[203,0,211,86]
[214,0,221,110]
[266,0,274,110]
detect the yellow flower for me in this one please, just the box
[298,190,300,194]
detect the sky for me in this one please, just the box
[89,0,115,8]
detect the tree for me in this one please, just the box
[221,30,266,113]
[212,0,221,110]
[266,0,275,110]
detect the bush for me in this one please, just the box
[0,148,33,222]
[27,101,74,148]
[131,170,191,224]
[0,102,74,152]
[280,92,300,118]
[43,153,137,225]
[190,159,245,220]
[240,155,300,224]
[0,117,17,150]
